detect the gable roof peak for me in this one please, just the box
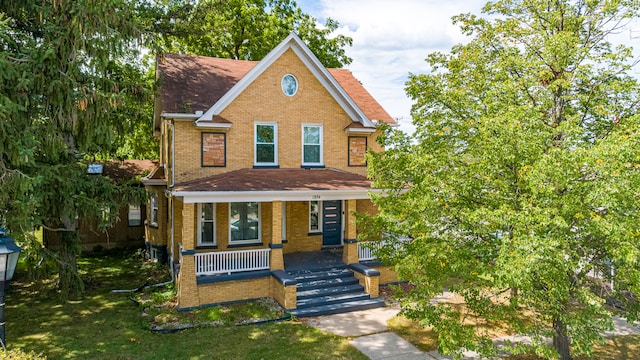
[197,32,377,128]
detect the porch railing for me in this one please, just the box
[195,248,271,276]
[358,236,411,262]
[357,242,379,262]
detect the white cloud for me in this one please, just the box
[298,1,640,134]
[298,0,486,133]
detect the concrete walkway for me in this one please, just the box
[304,303,640,360]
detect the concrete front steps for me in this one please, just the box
[287,266,385,318]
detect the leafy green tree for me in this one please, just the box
[0,0,149,297]
[153,0,352,67]
[366,1,640,359]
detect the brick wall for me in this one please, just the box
[283,201,323,253]
[371,265,399,285]
[202,132,226,166]
[145,186,167,247]
[196,277,271,305]
[170,49,383,184]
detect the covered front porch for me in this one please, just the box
[179,242,390,313]
[190,247,388,316]
[191,244,381,276]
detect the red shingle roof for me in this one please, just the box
[157,53,395,124]
[328,68,395,124]
[100,160,158,182]
[173,168,373,192]
[157,54,255,114]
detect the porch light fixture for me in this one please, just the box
[0,228,22,349]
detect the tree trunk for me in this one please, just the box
[57,231,84,299]
[553,318,572,360]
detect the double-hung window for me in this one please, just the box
[229,202,261,244]
[198,203,216,246]
[255,122,277,166]
[149,194,159,226]
[302,124,323,166]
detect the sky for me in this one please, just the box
[295,0,487,132]
[296,1,640,133]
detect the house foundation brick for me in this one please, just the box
[178,254,199,308]
[270,248,284,270]
[353,271,379,298]
[372,265,400,285]
[271,277,297,310]
[197,277,271,305]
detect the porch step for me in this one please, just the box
[296,283,364,300]
[289,298,386,318]
[296,276,360,291]
[296,292,372,309]
[288,267,352,282]
[286,266,385,318]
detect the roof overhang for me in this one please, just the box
[171,188,383,203]
[344,127,376,134]
[195,122,233,130]
[142,178,167,186]
[161,113,201,120]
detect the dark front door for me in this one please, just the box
[322,200,342,246]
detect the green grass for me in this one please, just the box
[387,312,640,359]
[6,252,367,360]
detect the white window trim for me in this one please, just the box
[197,203,216,246]
[228,202,262,245]
[309,200,322,233]
[254,122,278,166]
[149,194,159,226]
[302,124,323,166]
[128,205,142,227]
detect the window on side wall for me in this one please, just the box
[149,194,159,227]
[255,122,277,166]
[198,203,216,246]
[302,124,323,167]
[128,205,142,226]
[309,200,321,233]
[229,202,260,245]
[202,132,226,167]
[348,136,368,167]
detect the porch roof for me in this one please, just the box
[171,168,380,203]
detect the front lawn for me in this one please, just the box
[382,285,640,359]
[6,251,366,360]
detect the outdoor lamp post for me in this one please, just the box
[0,228,22,349]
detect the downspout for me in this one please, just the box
[163,120,176,188]
[163,119,176,280]
[165,190,175,281]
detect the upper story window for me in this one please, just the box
[198,203,216,246]
[282,74,298,96]
[202,132,226,167]
[149,194,159,227]
[255,122,278,166]
[302,124,323,166]
[348,136,368,167]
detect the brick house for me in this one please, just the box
[144,33,398,315]
[45,160,155,252]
